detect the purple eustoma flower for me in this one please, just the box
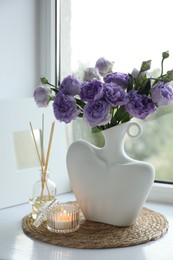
[131,68,151,81]
[83,67,101,82]
[95,57,114,76]
[59,75,82,96]
[80,79,104,102]
[125,90,156,120]
[53,92,80,123]
[34,85,50,107]
[103,72,130,89]
[150,81,173,106]
[83,100,111,128]
[104,82,129,106]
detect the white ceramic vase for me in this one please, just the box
[66,121,155,226]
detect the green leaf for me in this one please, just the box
[127,74,134,92]
[75,98,85,109]
[91,126,102,133]
[110,115,118,126]
[166,69,173,81]
[120,112,131,123]
[116,106,127,121]
[110,106,128,126]
[77,112,83,118]
[137,79,151,95]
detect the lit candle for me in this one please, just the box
[47,203,80,233]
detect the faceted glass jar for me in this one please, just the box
[30,168,57,219]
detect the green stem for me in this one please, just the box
[160,58,164,77]
[48,82,58,89]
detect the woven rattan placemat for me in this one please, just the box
[22,203,169,249]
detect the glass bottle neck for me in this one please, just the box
[40,168,50,180]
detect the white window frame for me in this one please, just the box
[39,0,57,84]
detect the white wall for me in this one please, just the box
[0,0,71,208]
[0,0,41,98]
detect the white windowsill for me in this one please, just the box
[0,192,173,260]
[148,182,173,204]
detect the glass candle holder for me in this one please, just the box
[47,203,80,233]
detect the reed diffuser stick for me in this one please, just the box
[41,113,45,166]
[44,121,55,174]
[41,121,55,198]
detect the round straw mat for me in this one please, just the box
[22,203,169,249]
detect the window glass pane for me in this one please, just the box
[60,0,173,183]
[125,106,173,183]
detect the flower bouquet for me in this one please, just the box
[34,51,173,132]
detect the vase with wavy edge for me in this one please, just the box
[66,121,155,226]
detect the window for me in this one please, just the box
[58,0,173,184]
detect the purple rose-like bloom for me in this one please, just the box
[83,100,111,128]
[59,75,82,96]
[150,81,173,106]
[104,82,129,106]
[53,92,80,123]
[34,85,50,107]
[103,72,130,89]
[80,79,104,102]
[125,90,156,120]
[95,57,114,76]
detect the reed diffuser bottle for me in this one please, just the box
[31,167,56,219]
[29,117,57,219]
